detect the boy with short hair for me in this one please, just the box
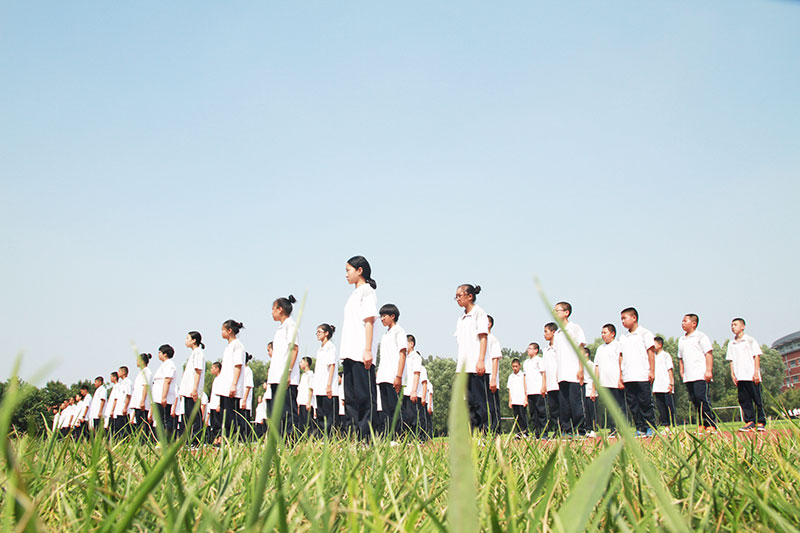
[678,314,717,433]
[652,336,676,429]
[553,302,587,437]
[593,324,624,435]
[619,307,657,437]
[726,318,766,432]
[402,335,423,437]
[523,343,547,438]
[507,358,528,436]
[376,303,407,438]
[543,323,561,437]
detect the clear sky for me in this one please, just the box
[1,1,799,385]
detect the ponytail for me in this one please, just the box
[222,319,245,335]
[188,331,205,350]
[347,255,377,289]
[459,284,482,302]
[274,294,297,316]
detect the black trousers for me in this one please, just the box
[416,402,430,440]
[654,392,676,426]
[527,394,547,437]
[467,373,490,432]
[92,418,102,432]
[488,389,502,433]
[737,381,766,425]
[111,415,129,438]
[511,404,528,434]
[209,408,222,442]
[182,397,203,445]
[558,382,585,435]
[685,380,716,428]
[220,396,239,437]
[342,359,378,440]
[601,387,626,430]
[401,396,419,436]
[255,422,266,438]
[584,397,597,432]
[377,382,401,437]
[546,390,561,435]
[270,384,298,436]
[154,403,174,439]
[315,395,337,436]
[425,410,433,437]
[624,381,656,432]
[296,406,311,435]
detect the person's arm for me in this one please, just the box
[668,368,674,393]
[647,347,656,383]
[363,317,375,369]
[411,372,420,402]
[592,364,599,397]
[730,361,738,386]
[99,398,106,415]
[394,348,407,393]
[523,378,528,407]
[476,334,488,375]
[540,371,547,396]
[754,354,761,384]
[679,359,685,381]
[241,387,252,409]
[192,368,201,401]
[577,344,586,385]
[230,365,242,397]
[140,384,148,409]
[617,352,624,389]
[109,398,118,417]
[490,357,500,392]
[161,379,172,405]
[704,351,713,382]
[122,392,131,415]
[288,344,300,381]
[326,364,335,398]
[421,381,428,406]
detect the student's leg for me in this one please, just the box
[377,383,394,436]
[467,374,487,432]
[624,382,644,432]
[547,392,561,436]
[488,390,501,434]
[527,395,537,430]
[753,383,766,426]
[288,385,299,436]
[535,396,547,437]
[586,399,596,433]
[685,382,700,426]
[569,383,585,435]
[345,360,378,440]
[184,397,196,444]
[694,381,716,428]
[738,382,755,424]
[654,393,666,426]
[638,381,656,430]
[665,393,676,426]
[558,382,572,435]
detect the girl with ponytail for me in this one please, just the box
[267,294,301,436]
[131,352,153,433]
[179,331,205,446]
[220,319,247,439]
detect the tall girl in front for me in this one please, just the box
[313,324,338,436]
[220,320,246,439]
[179,331,205,446]
[340,256,379,440]
[266,295,300,436]
[454,284,490,431]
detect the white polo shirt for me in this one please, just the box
[76,395,91,422]
[678,330,713,383]
[104,383,118,418]
[652,350,674,393]
[312,342,338,397]
[523,356,544,395]
[268,317,301,385]
[208,375,223,410]
[543,345,559,392]
[416,365,429,398]
[507,371,526,405]
[487,333,503,378]
[130,367,153,411]
[179,348,205,398]
[554,322,586,384]
[298,371,313,407]
[403,350,423,396]
[427,381,433,412]
[255,400,267,424]
[220,338,247,398]
[340,284,379,362]
[620,326,656,383]
[594,340,622,389]
[454,304,490,373]
[60,406,75,428]
[113,377,132,416]
[151,359,177,405]
[89,386,107,419]
[726,334,762,382]
[377,324,408,384]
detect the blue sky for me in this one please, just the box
[2,1,799,385]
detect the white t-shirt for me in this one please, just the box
[594,340,622,389]
[255,400,267,424]
[427,381,434,412]
[678,330,713,382]
[76,395,91,422]
[130,367,153,411]
[620,326,655,383]
[268,317,301,385]
[454,304,490,373]
[152,359,177,405]
[652,350,674,393]
[179,348,205,398]
[726,334,762,382]
[523,356,544,394]
[60,406,75,428]
[242,366,254,407]
[312,342,338,397]
[208,375,223,410]
[486,333,503,378]
[584,361,594,397]
[89,386,107,419]
[340,284,379,362]
[554,322,586,384]
[507,372,526,405]
[542,345,559,392]
[403,350,423,397]
[416,366,429,398]
[298,371,313,407]
[113,377,132,416]
[175,396,185,417]
[377,324,407,384]
[104,383,118,418]
[220,338,247,398]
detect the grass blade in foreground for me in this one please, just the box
[447,368,479,533]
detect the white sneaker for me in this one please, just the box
[586,431,597,438]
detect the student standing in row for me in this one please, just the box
[113,366,132,437]
[89,376,107,431]
[376,304,407,438]
[486,316,503,433]
[454,284,490,432]
[542,324,560,437]
[727,318,766,432]
[220,320,246,438]
[678,314,717,433]
[619,307,657,437]
[268,295,301,436]
[523,343,547,438]
[151,344,177,438]
[652,336,676,429]
[241,353,255,438]
[207,361,223,444]
[254,395,267,437]
[75,386,91,437]
[313,324,339,436]
[553,302,586,437]
[130,353,153,433]
[593,324,624,435]
[403,335,423,436]
[340,256,379,440]
[297,356,314,434]
[507,358,528,436]
[582,348,597,438]
[180,332,205,445]
[104,372,118,431]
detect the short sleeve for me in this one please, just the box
[751,338,763,356]
[507,375,512,388]
[642,330,655,350]
[700,334,713,354]
[677,339,684,359]
[193,351,204,370]
[666,354,674,370]
[358,289,379,322]
[475,310,489,336]
[233,343,245,366]
[725,343,734,361]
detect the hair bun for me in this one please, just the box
[474,285,482,294]
[330,325,336,333]
[288,295,296,304]
[238,321,245,329]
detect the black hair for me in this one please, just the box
[94,376,104,384]
[119,366,129,376]
[407,334,416,346]
[544,322,558,333]
[267,341,274,349]
[583,346,591,356]
[318,323,336,339]
[685,313,699,326]
[733,317,746,326]
[302,356,313,367]
[511,358,521,365]
[159,344,175,359]
[602,323,617,336]
[110,371,118,379]
[80,384,89,392]
[188,331,205,349]
[555,301,572,317]
[245,352,253,363]
[274,294,297,316]
[459,284,482,302]
[621,307,638,320]
[654,336,664,344]
[528,342,540,352]
[223,319,245,335]
[379,303,400,322]
[139,352,152,365]
[347,256,377,289]
[212,361,222,371]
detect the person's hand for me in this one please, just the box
[122,407,128,416]
[648,370,655,383]
[411,394,418,403]
[508,402,512,409]
[476,362,486,376]
[229,386,236,398]
[139,402,145,410]
[578,371,584,386]
[668,384,673,393]
[192,391,198,401]
[704,370,713,382]
[363,350,373,369]
[393,376,402,393]
[618,378,625,390]
[326,386,332,399]
[541,386,547,396]
[427,406,432,415]
[754,372,761,385]
[732,376,738,386]
[489,379,497,393]
[524,400,528,407]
